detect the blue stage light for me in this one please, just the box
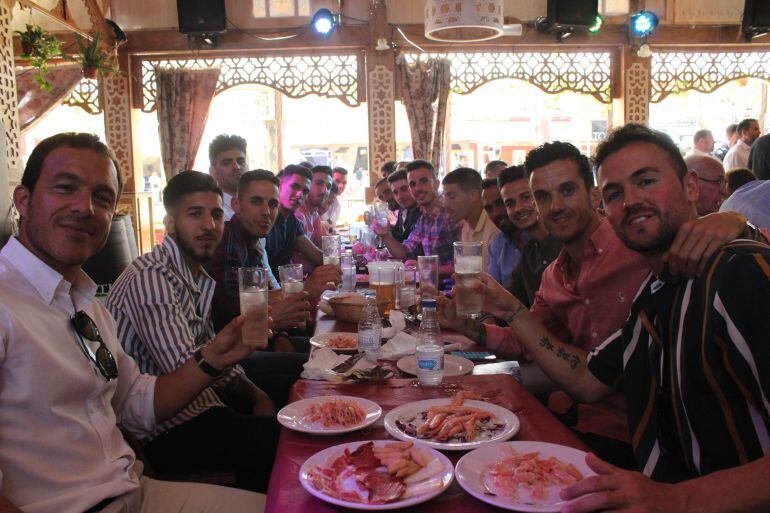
[629,11,659,38]
[312,8,336,36]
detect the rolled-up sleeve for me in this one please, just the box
[110,339,158,438]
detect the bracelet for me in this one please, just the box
[193,348,224,378]
[504,305,526,326]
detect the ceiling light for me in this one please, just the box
[589,14,604,33]
[312,8,337,36]
[629,11,659,38]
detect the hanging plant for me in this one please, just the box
[74,32,117,79]
[14,24,64,91]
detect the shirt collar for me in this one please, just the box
[554,218,612,276]
[0,237,97,305]
[161,235,212,292]
[469,209,490,235]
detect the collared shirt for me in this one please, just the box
[106,236,243,441]
[0,238,156,513]
[460,209,501,271]
[392,206,422,243]
[222,192,235,221]
[487,231,522,288]
[485,219,650,442]
[265,210,305,278]
[402,206,459,265]
[508,234,563,307]
[320,197,341,229]
[587,240,770,482]
[291,203,327,274]
[723,139,751,171]
[206,215,279,331]
[720,180,770,231]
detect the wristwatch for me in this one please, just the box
[193,348,224,378]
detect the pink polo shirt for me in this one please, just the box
[486,219,650,442]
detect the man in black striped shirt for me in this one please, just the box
[477,124,770,513]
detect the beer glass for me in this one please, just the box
[396,264,417,310]
[373,200,390,228]
[322,235,341,266]
[238,267,269,349]
[278,263,304,296]
[367,261,398,315]
[454,241,483,317]
[417,255,439,300]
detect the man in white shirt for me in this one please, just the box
[684,128,714,158]
[0,133,263,513]
[723,118,761,171]
[321,166,348,228]
[209,134,248,221]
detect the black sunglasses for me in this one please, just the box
[71,311,119,381]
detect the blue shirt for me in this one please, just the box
[265,210,305,278]
[487,231,522,287]
[719,180,770,231]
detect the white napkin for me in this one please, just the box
[301,348,374,382]
[381,310,406,339]
[381,331,419,360]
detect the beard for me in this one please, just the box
[616,204,683,256]
[174,231,217,265]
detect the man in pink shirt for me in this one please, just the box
[291,165,332,273]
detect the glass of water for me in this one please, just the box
[454,241,483,318]
[322,235,341,266]
[396,264,417,310]
[417,255,440,300]
[237,267,269,349]
[340,251,356,292]
[278,263,304,296]
[373,200,390,228]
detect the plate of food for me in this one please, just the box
[396,354,474,377]
[455,441,593,512]
[277,396,382,435]
[383,392,519,451]
[310,332,359,352]
[300,440,453,510]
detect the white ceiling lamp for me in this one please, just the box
[425,0,505,42]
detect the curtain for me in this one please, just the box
[396,56,451,170]
[155,67,220,179]
[16,66,83,134]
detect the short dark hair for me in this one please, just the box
[332,166,348,176]
[737,118,758,136]
[208,134,246,167]
[22,132,123,196]
[525,141,594,189]
[726,124,738,137]
[442,167,482,192]
[311,165,333,177]
[281,164,312,182]
[381,160,397,176]
[481,178,498,190]
[484,160,507,173]
[406,159,435,176]
[374,177,389,189]
[163,170,222,213]
[497,165,527,189]
[594,123,687,180]
[387,169,408,184]
[693,129,712,144]
[725,167,756,195]
[238,169,279,197]
[298,161,314,170]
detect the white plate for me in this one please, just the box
[277,395,382,435]
[299,440,454,510]
[455,441,594,512]
[396,354,474,377]
[310,332,359,353]
[383,398,519,451]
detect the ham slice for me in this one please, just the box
[362,469,407,503]
[344,441,381,469]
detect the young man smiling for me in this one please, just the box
[481,177,522,288]
[386,169,421,243]
[209,134,248,221]
[292,165,333,273]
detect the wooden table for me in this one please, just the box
[264,375,589,513]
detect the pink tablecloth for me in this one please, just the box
[265,375,588,513]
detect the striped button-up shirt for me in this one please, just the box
[402,206,459,265]
[106,236,243,441]
[587,240,770,482]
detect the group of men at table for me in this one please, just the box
[1,124,769,513]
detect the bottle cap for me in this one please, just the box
[421,298,437,308]
[364,289,376,297]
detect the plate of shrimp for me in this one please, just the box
[383,392,519,451]
[278,396,382,435]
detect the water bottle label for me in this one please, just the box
[358,332,379,349]
[418,359,437,370]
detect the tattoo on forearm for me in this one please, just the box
[539,336,581,370]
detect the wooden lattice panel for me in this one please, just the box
[0,1,20,177]
[625,62,650,125]
[102,72,133,191]
[63,78,102,114]
[367,64,395,182]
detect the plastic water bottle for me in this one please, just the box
[416,298,444,386]
[357,290,382,361]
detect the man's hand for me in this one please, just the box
[202,313,272,371]
[251,387,277,416]
[560,453,685,513]
[664,211,747,277]
[372,221,390,237]
[468,273,522,321]
[437,295,463,331]
[269,292,311,330]
[273,334,296,353]
[305,264,343,299]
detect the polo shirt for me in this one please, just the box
[460,209,501,272]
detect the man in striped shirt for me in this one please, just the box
[477,124,770,512]
[107,171,279,492]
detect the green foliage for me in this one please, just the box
[74,32,117,77]
[14,24,63,91]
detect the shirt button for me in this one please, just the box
[592,331,598,338]
[585,299,590,305]
[598,249,603,254]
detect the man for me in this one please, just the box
[484,159,508,179]
[374,160,458,275]
[685,129,714,157]
[292,165,333,273]
[107,171,279,492]
[684,154,728,215]
[319,182,339,233]
[374,177,399,212]
[481,177,522,287]
[0,133,262,512]
[380,160,397,179]
[714,123,738,161]
[386,169,421,243]
[209,134,248,221]
[442,168,501,270]
[265,165,323,278]
[320,166,348,229]
[477,124,770,512]
[748,132,770,180]
[498,165,562,307]
[723,118,760,171]
[720,179,770,231]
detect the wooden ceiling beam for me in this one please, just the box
[15,0,93,40]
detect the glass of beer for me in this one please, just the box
[322,235,341,266]
[278,263,304,296]
[454,241,483,318]
[417,255,440,300]
[367,261,398,315]
[237,267,269,349]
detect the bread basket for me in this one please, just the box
[327,293,389,323]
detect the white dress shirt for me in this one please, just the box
[723,139,751,171]
[223,192,235,221]
[0,238,157,513]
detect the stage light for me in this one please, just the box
[629,11,659,38]
[312,8,336,36]
[589,14,604,33]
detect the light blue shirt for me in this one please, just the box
[487,231,522,287]
[720,180,770,231]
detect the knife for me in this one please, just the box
[331,353,363,374]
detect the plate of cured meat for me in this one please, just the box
[300,440,454,510]
[383,392,520,451]
[277,396,382,435]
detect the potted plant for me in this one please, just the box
[14,24,64,91]
[74,32,116,79]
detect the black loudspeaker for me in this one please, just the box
[547,0,599,29]
[743,0,770,39]
[177,0,226,35]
